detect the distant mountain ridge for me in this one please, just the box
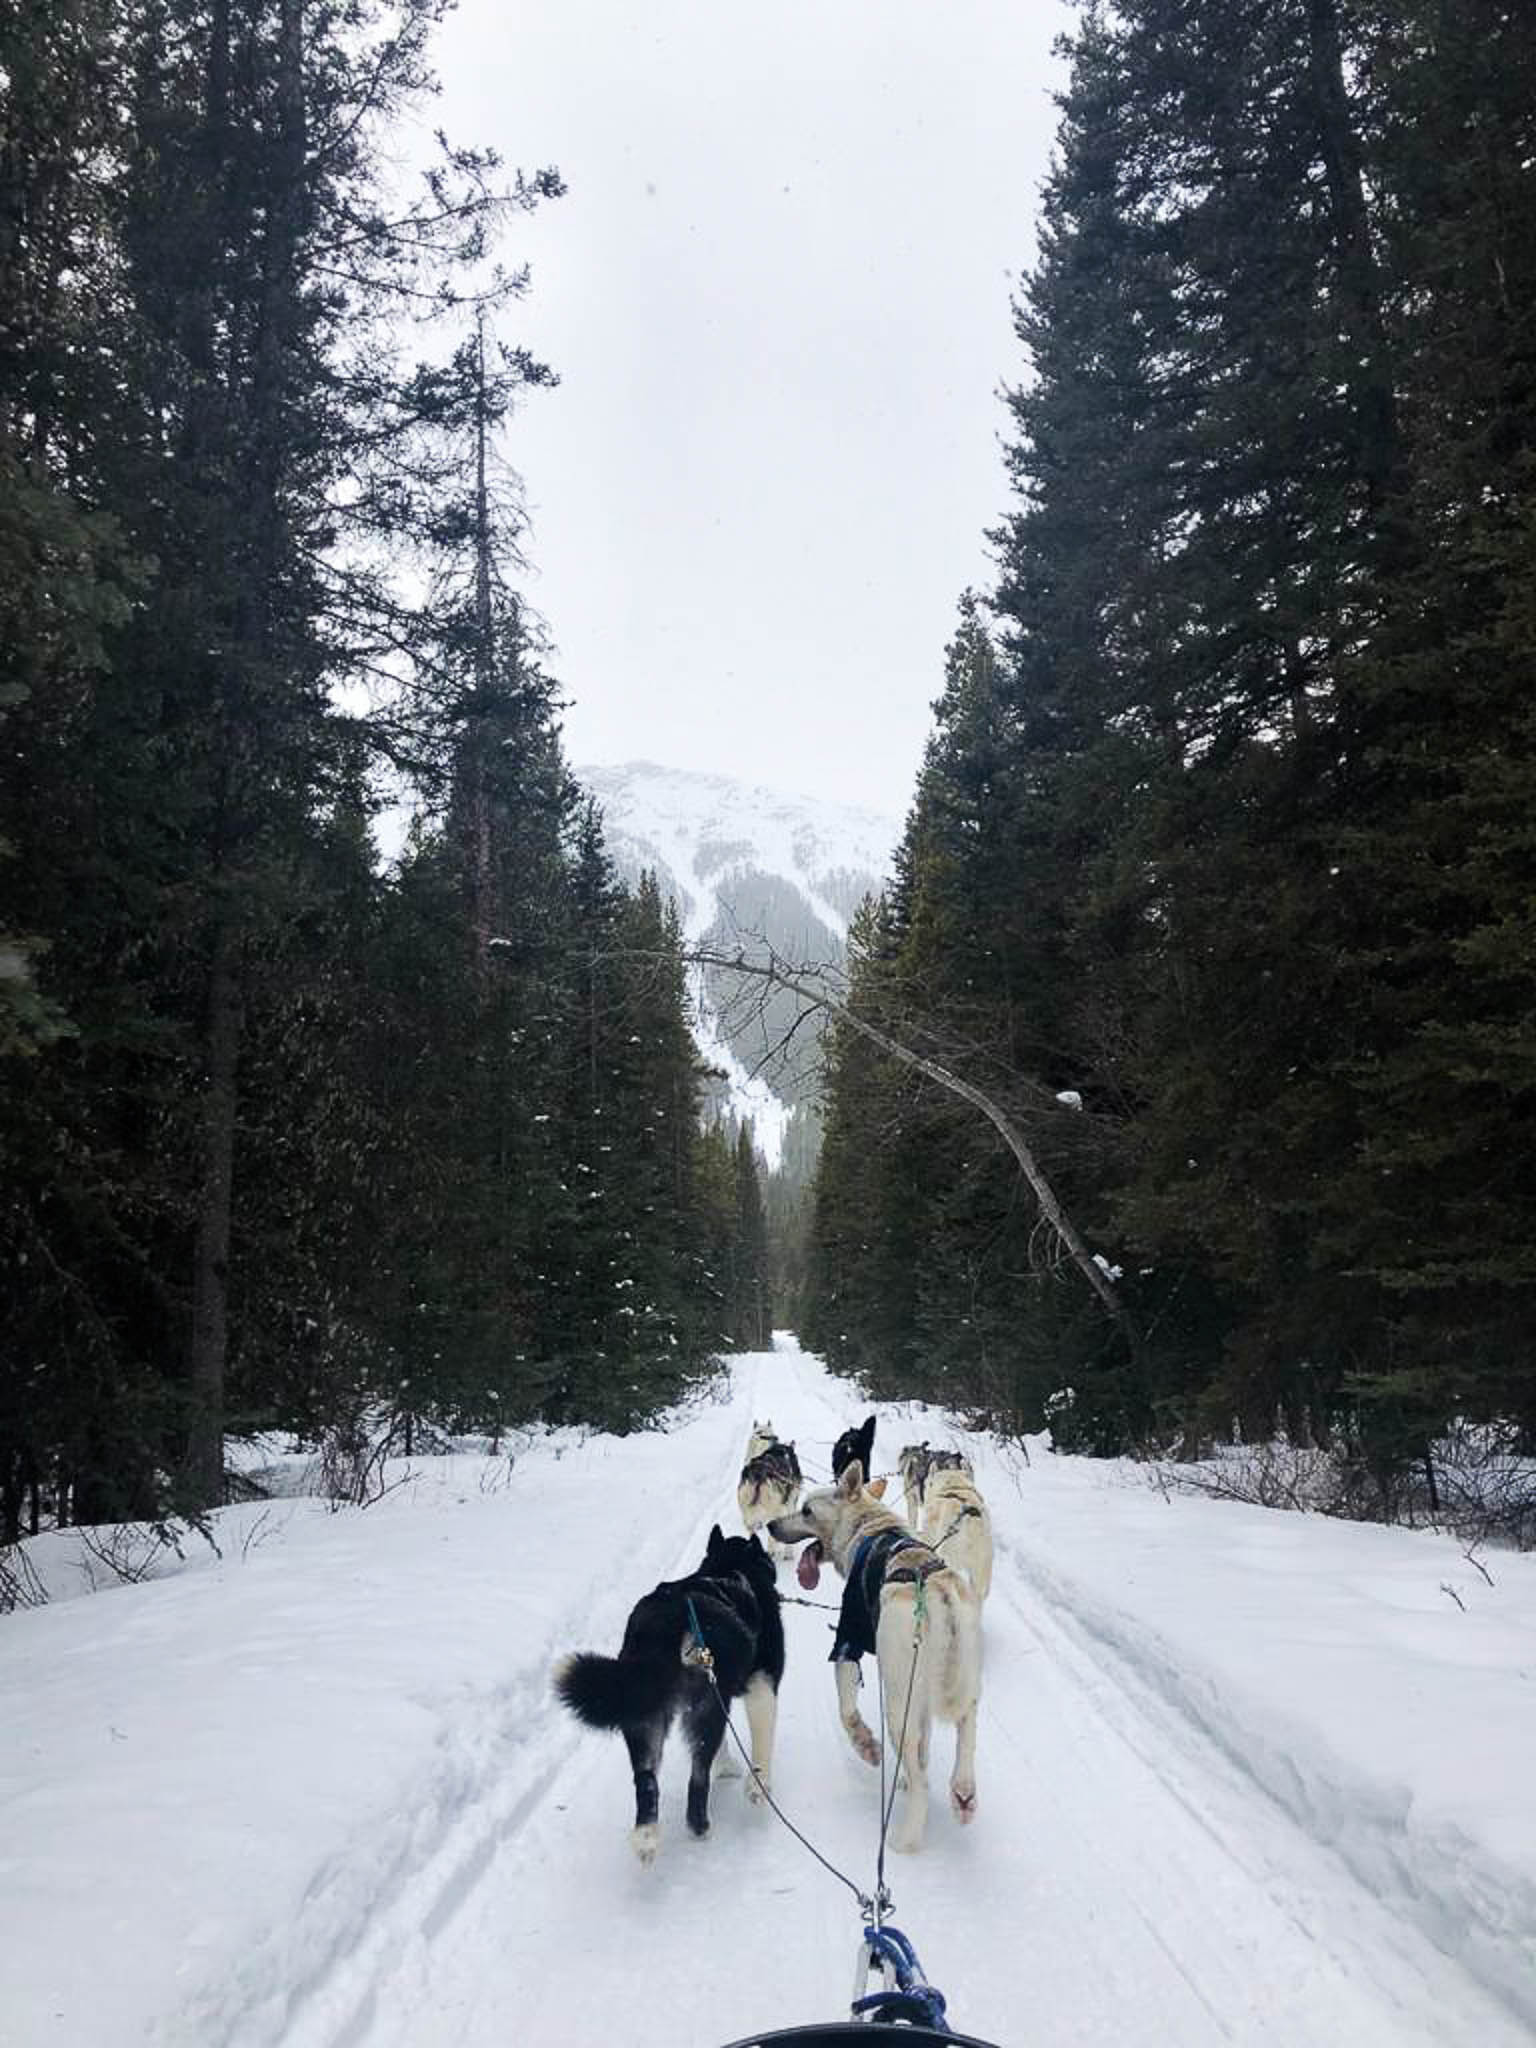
[578,762,899,1160]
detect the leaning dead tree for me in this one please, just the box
[683,941,1137,1354]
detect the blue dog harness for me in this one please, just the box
[829,1528,947,1664]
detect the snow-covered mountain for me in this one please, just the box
[579,762,899,1162]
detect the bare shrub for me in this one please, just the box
[1151,1438,1351,1516]
[1411,1420,1536,1550]
[1151,1418,1536,1551]
[476,1456,518,1496]
[75,1515,220,1589]
[0,1542,48,1613]
[316,1403,415,1509]
[238,1506,292,1558]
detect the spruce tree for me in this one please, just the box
[810,0,1536,1467]
[729,1125,772,1350]
[0,0,566,1525]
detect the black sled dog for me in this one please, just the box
[553,1525,785,1865]
[831,1413,877,1482]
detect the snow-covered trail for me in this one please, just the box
[8,1337,1534,2048]
[287,1342,1529,2048]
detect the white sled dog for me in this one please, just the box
[919,1465,993,1603]
[770,1462,980,1853]
[736,1421,802,1560]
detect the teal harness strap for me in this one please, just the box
[683,1594,714,1670]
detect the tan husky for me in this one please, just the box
[919,1466,993,1603]
[770,1462,980,1852]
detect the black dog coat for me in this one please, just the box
[829,1528,946,1664]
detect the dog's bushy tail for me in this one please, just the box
[554,1650,672,1729]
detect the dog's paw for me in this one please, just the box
[687,1817,711,1840]
[950,1784,978,1824]
[746,1770,771,1806]
[891,1830,925,1855]
[847,1722,882,1768]
[630,1823,660,1866]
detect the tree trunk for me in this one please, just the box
[184,906,243,1506]
[1306,0,1402,506]
[180,0,306,1509]
[468,319,496,977]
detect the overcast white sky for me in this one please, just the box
[427,1,1067,817]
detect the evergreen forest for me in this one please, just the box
[804,0,1536,1497]
[0,0,771,1544]
[5,0,1535,1551]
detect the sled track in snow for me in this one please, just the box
[170,1369,778,2048]
[994,1535,1536,2038]
[157,1349,1536,2048]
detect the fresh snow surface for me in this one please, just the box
[5,1339,1535,2048]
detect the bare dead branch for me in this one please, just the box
[684,941,1135,1344]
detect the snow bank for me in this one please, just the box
[0,1408,746,2048]
[988,1447,1536,2029]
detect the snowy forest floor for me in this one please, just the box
[5,1337,1536,2047]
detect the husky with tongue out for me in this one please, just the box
[771,1460,980,1853]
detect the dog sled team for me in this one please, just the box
[555,1410,993,1864]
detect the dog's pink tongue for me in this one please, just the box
[797,1541,823,1591]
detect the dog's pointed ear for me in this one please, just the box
[707,1523,724,1554]
[839,1460,864,1498]
[748,1532,766,1553]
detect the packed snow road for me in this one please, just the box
[281,1343,1528,2048]
[6,1339,1534,2047]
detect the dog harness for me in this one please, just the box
[904,1444,969,1499]
[741,1440,801,1492]
[829,1528,947,1664]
